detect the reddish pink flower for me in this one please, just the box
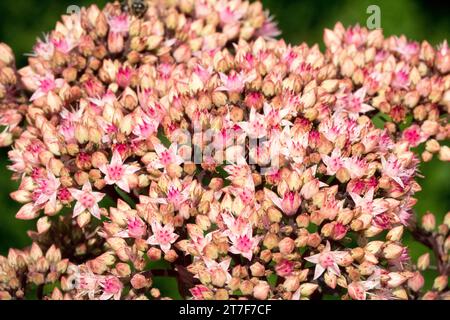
[190,285,211,300]
[402,125,425,147]
[275,260,295,277]
[99,276,123,300]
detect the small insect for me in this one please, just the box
[121,0,148,18]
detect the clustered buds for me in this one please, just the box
[324,23,450,162]
[0,0,448,300]
[0,43,26,147]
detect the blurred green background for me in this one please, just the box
[0,0,448,290]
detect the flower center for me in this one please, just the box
[157,229,171,244]
[319,253,335,268]
[108,165,124,180]
[236,235,252,252]
[80,192,96,208]
[160,151,173,165]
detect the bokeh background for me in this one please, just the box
[0,0,448,291]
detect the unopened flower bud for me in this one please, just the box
[253,281,270,300]
[433,275,448,292]
[417,253,430,271]
[279,237,295,255]
[250,262,265,277]
[408,272,424,292]
[422,212,436,232]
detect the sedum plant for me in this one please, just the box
[0,0,448,300]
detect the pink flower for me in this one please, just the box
[152,179,190,211]
[187,231,215,255]
[32,34,54,60]
[221,211,250,236]
[69,181,105,219]
[75,267,101,300]
[381,156,413,188]
[255,14,281,39]
[348,269,383,300]
[51,35,77,54]
[228,225,261,261]
[147,220,179,253]
[116,66,134,88]
[350,188,388,217]
[265,189,301,216]
[99,276,123,300]
[151,143,184,170]
[348,281,367,300]
[394,37,419,60]
[190,285,211,300]
[204,258,232,284]
[301,178,324,200]
[304,241,347,280]
[343,157,368,179]
[100,151,139,192]
[322,149,344,175]
[115,216,147,239]
[107,13,130,34]
[133,114,159,140]
[239,107,268,139]
[33,172,60,208]
[392,68,410,89]
[336,88,374,115]
[217,71,256,93]
[30,74,64,101]
[401,125,425,147]
[217,1,245,25]
[344,25,366,47]
[275,260,295,277]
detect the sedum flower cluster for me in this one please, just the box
[0,0,448,300]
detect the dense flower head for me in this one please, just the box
[324,23,450,162]
[0,0,448,301]
[0,43,26,147]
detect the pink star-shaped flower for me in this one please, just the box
[69,181,105,219]
[100,151,139,192]
[228,225,262,261]
[350,188,388,217]
[304,241,347,280]
[147,220,179,253]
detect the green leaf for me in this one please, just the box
[152,277,183,300]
